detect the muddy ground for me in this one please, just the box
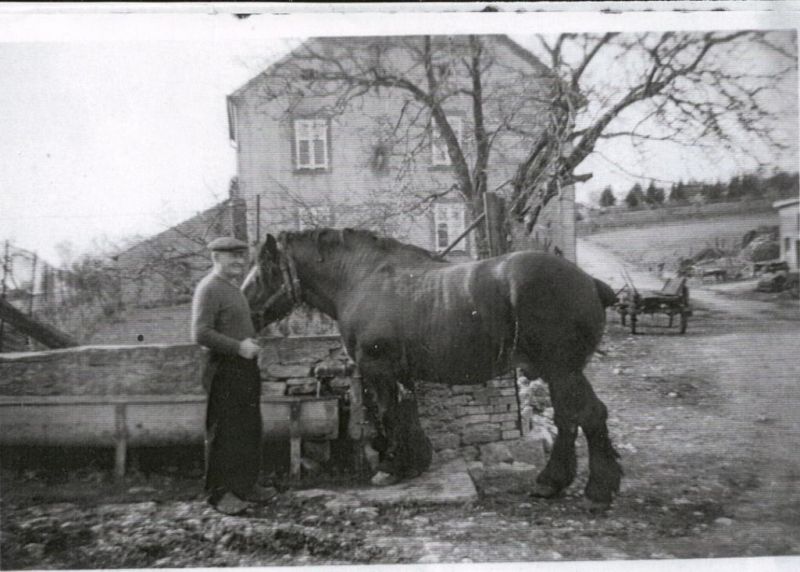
[2,248,799,568]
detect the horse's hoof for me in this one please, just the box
[371,471,400,486]
[530,483,561,499]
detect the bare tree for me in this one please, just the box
[252,31,796,247]
[512,30,797,229]
[254,35,558,253]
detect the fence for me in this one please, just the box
[0,241,116,351]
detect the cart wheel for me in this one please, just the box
[630,314,637,334]
[679,312,688,334]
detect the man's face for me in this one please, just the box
[213,250,249,281]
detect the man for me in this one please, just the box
[191,237,276,515]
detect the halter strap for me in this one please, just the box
[277,234,302,305]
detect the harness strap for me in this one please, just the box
[277,234,302,305]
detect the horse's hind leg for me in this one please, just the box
[531,372,580,499]
[533,371,622,508]
[576,372,622,509]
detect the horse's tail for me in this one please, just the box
[593,278,618,308]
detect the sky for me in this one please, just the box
[0,5,798,265]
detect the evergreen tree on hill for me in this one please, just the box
[599,186,616,207]
[625,183,645,209]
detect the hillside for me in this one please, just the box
[584,211,779,272]
[577,199,775,236]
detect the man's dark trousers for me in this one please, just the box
[205,354,262,504]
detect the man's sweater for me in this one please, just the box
[191,273,256,356]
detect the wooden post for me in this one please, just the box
[347,373,368,476]
[289,400,302,479]
[26,253,37,350]
[255,194,261,244]
[114,404,127,479]
[28,253,37,317]
[0,240,9,352]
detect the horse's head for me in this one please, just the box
[242,234,297,329]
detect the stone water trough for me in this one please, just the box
[0,343,339,478]
[0,335,528,494]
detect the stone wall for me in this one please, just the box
[417,376,522,462]
[0,345,205,396]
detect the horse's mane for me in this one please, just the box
[280,227,445,264]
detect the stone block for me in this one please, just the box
[262,381,286,396]
[459,414,491,426]
[264,363,313,379]
[470,388,490,403]
[462,425,501,445]
[493,402,517,414]
[446,395,470,406]
[479,442,513,465]
[502,429,522,440]
[497,388,518,397]
[452,384,475,395]
[466,461,485,481]
[286,378,320,395]
[489,412,517,423]
[430,433,460,451]
[507,435,549,467]
[488,378,515,389]
[460,446,480,461]
[0,344,206,397]
[434,448,460,463]
[457,405,491,417]
[329,378,351,391]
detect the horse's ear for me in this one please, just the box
[264,234,279,259]
[259,234,280,262]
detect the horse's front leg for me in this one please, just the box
[359,359,432,485]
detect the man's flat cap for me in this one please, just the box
[207,237,249,252]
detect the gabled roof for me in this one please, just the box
[773,197,799,210]
[228,34,554,101]
[113,200,232,261]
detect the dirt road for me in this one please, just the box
[578,237,788,320]
[2,240,799,567]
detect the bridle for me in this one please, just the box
[256,235,302,319]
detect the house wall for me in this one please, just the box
[114,200,239,307]
[230,35,574,261]
[776,200,800,271]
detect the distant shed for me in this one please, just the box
[773,198,799,271]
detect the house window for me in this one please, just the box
[226,97,238,148]
[294,119,329,170]
[431,116,462,166]
[434,203,466,252]
[297,206,335,230]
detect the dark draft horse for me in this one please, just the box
[243,228,622,509]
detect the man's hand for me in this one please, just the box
[238,338,261,360]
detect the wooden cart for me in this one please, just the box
[617,276,691,334]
